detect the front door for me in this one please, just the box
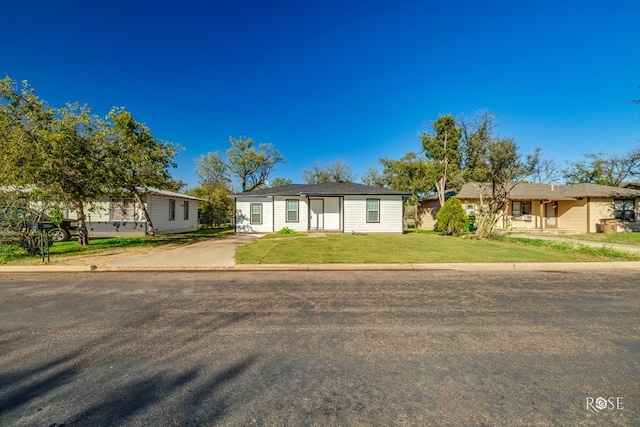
[546,203,557,227]
[310,199,324,230]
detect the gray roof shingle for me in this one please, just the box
[454,182,640,200]
[232,182,410,197]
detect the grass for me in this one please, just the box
[557,232,640,246]
[235,231,640,264]
[0,227,234,265]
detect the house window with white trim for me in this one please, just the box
[366,199,380,223]
[615,199,635,221]
[250,203,262,224]
[512,201,531,219]
[110,198,136,221]
[183,201,189,220]
[169,199,176,221]
[286,199,299,222]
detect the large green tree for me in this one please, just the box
[421,115,462,207]
[104,107,180,236]
[226,136,284,191]
[374,152,433,205]
[188,182,233,228]
[191,151,234,228]
[563,152,640,186]
[0,78,106,245]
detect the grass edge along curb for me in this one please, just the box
[499,236,640,261]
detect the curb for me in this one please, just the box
[2,262,640,273]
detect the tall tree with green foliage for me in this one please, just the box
[459,111,495,183]
[563,152,640,186]
[195,152,231,186]
[104,107,180,236]
[0,77,106,245]
[421,115,462,207]
[376,152,434,205]
[270,177,293,187]
[226,136,284,191]
[191,151,233,228]
[188,182,233,228]
[474,137,536,238]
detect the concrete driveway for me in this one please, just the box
[99,234,260,270]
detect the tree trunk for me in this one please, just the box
[133,191,155,236]
[75,200,89,245]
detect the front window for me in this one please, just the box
[367,199,380,223]
[250,203,262,224]
[169,199,176,221]
[110,198,136,221]
[512,201,531,219]
[615,199,635,221]
[286,199,299,222]
[466,204,475,217]
[183,201,189,221]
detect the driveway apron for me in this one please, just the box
[99,235,260,269]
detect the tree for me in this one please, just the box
[45,104,108,245]
[195,152,231,186]
[421,115,462,207]
[226,136,284,191]
[526,147,561,184]
[188,182,233,228]
[104,107,180,237]
[270,177,292,187]
[474,138,535,238]
[0,78,106,245]
[302,160,355,184]
[563,152,640,186]
[361,166,386,187]
[376,152,434,205]
[436,197,468,236]
[459,111,495,183]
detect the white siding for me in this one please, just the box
[235,197,274,233]
[343,195,404,233]
[273,196,308,232]
[148,195,199,234]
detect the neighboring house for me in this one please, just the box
[416,190,455,230]
[231,182,409,233]
[62,188,203,236]
[418,182,640,233]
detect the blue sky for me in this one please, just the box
[3,1,639,189]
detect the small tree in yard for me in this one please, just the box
[436,197,468,236]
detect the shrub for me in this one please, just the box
[436,197,469,236]
[277,227,297,235]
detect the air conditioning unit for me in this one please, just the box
[522,214,533,221]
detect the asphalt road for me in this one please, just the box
[0,271,638,426]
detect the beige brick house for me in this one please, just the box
[418,182,640,233]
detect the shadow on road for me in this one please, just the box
[0,304,261,426]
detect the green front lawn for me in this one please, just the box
[559,232,640,246]
[0,227,234,264]
[235,231,640,264]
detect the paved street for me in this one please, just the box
[0,271,638,426]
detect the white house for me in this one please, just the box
[64,188,203,236]
[231,182,409,234]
